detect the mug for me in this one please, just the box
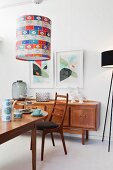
[14,109,23,119]
[31,109,42,116]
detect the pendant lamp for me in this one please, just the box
[16,15,51,61]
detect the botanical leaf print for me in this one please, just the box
[60,68,72,81]
[71,71,78,77]
[41,70,49,78]
[60,57,69,67]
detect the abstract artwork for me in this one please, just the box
[30,59,53,88]
[55,50,83,88]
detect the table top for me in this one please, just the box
[0,111,48,135]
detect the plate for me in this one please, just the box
[19,109,33,114]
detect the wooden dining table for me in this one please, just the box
[0,112,48,170]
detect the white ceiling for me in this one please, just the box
[0,0,46,8]
[0,0,30,3]
[0,0,31,8]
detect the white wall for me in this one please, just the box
[0,0,113,139]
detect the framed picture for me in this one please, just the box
[55,50,83,88]
[29,59,54,88]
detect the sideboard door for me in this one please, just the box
[70,106,97,130]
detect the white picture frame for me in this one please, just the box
[29,58,54,88]
[55,50,83,88]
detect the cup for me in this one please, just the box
[35,109,41,114]
[31,109,42,116]
[14,109,23,119]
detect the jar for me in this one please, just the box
[2,99,12,121]
[12,80,27,100]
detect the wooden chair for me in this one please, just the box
[31,93,68,161]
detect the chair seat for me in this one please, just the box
[36,121,59,130]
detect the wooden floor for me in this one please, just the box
[0,134,113,170]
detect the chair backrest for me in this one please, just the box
[49,93,68,127]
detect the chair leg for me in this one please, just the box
[41,131,46,161]
[30,137,32,150]
[60,131,67,155]
[50,132,55,146]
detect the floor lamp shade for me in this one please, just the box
[16,15,51,61]
[101,50,113,68]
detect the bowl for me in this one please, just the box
[36,92,50,102]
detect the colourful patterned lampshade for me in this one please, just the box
[16,15,51,61]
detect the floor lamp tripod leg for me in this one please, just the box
[108,94,113,152]
[102,71,113,142]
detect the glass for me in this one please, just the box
[69,88,76,103]
[75,87,86,103]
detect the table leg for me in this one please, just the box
[31,125,36,170]
[82,129,85,145]
[86,130,88,140]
